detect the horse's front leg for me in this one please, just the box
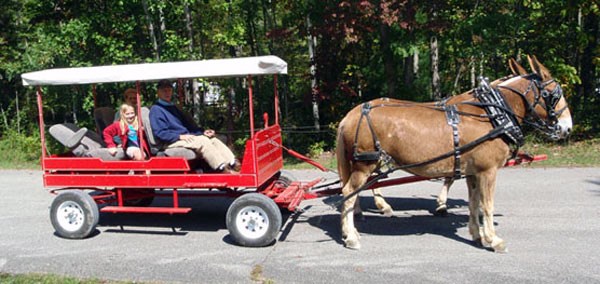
[477,169,507,253]
[341,171,370,250]
[435,177,454,216]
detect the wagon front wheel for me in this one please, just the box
[50,190,99,239]
[226,193,282,247]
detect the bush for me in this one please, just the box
[0,130,41,169]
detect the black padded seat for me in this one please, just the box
[141,107,198,160]
[93,107,115,136]
[48,123,125,160]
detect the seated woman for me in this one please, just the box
[103,104,147,160]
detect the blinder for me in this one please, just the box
[531,77,567,139]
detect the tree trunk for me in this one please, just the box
[183,3,198,114]
[261,0,274,54]
[430,35,441,100]
[470,56,476,89]
[246,0,259,56]
[403,55,414,88]
[142,0,159,60]
[307,14,320,130]
[380,24,396,97]
[184,3,194,56]
[579,10,599,129]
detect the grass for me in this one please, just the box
[1,138,599,171]
[519,137,600,167]
[282,137,600,170]
[0,272,133,284]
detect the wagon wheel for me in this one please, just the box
[50,190,99,239]
[122,188,155,207]
[226,193,282,247]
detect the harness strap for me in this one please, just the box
[445,105,462,179]
[352,102,383,161]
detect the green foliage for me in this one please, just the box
[307,140,325,158]
[0,0,599,162]
[0,129,41,169]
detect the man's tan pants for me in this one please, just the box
[168,136,235,170]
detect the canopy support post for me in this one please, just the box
[36,87,47,165]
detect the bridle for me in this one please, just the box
[497,74,567,140]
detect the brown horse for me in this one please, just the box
[366,77,508,218]
[336,56,572,252]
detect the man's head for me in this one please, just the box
[157,79,173,102]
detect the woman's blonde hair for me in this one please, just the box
[118,104,138,135]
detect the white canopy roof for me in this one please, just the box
[21,55,287,86]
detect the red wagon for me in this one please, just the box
[23,56,326,247]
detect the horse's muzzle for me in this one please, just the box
[552,116,573,140]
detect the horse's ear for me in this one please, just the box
[527,55,552,80]
[508,58,527,75]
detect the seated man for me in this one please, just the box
[149,79,237,173]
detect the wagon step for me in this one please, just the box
[100,206,191,214]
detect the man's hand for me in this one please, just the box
[108,147,118,156]
[180,134,196,142]
[204,129,215,138]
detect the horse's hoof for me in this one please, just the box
[354,212,366,222]
[344,239,361,250]
[434,207,448,217]
[492,240,508,253]
[381,207,393,217]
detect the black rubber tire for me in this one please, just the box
[226,193,282,247]
[50,190,99,239]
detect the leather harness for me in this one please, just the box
[351,77,528,179]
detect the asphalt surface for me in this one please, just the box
[1,168,599,283]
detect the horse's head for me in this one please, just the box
[500,55,572,140]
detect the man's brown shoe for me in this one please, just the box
[230,160,241,172]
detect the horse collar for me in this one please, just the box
[475,77,525,147]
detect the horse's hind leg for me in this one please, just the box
[352,188,392,221]
[341,169,371,250]
[435,177,454,216]
[372,189,393,217]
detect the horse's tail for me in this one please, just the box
[336,119,351,186]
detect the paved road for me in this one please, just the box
[1,168,599,283]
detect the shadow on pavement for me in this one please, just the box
[297,195,480,248]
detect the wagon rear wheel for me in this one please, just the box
[226,193,282,247]
[50,190,99,239]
